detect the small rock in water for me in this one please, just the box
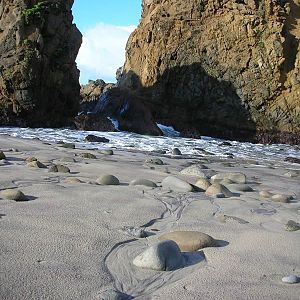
[271,194,291,203]
[133,240,184,271]
[285,220,300,232]
[194,178,211,191]
[27,161,47,168]
[159,231,217,251]
[97,175,120,185]
[85,135,109,143]
[0,151,6,160]
[205,183,233,198]
[259,190,273,198]
[172,148,182,155]
[60,143,75,149]
[100,149,114,155]
[162,176,193,192]
[211,172,246,184]
[145,158,164,165]
[220,141,232,146]
[79,152,96,159]
[130,179,157,188]
[0,189,28,201]
[49,164,70,173]
[121,226,147,238]
[284,157,300,164]
[25,156,37,163]
[282,275,299,284]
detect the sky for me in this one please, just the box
[72,0,142,84]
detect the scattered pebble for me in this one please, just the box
[48,164,70,173]
[145,158,164,165]
[217,214,249,224]
[211,172,246,184]
[205,183,233,198]
[85,135,109,143]
[162,176,193,192]
[282,275,299,284]
[0,189,28,201]
[259,190,273,198]
[100,149,114,155]
[271,194,291,203]
[194,178,211,191]
[133,240,184,271]
[172,148,182,155]
[158,231,217,251]
[27,161,47,168]
[79,152,96,159]
[285,220,300,232]
[129,179,157,188]
[97,175,120,185]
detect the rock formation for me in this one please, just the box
[119,0,300,143]
[0,0,81,127]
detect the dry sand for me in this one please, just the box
[0,135,299,299]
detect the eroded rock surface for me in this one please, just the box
[119,0,300,144]
[0,0,81,127]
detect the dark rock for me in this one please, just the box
[0,0,82,127]
[84,135,109,143]
[220,142,232,146]
[60,143,75,149]
[74,113,116,132]
[285,157,300,164]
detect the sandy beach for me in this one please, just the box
[0,134,299,300]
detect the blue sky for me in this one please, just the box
[72,0,141,84]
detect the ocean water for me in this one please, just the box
[0,126,299,163]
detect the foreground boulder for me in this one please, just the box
[133,240,184,271]
[162,176,193,192]
[0,0,82,127]
[158,231,217,251]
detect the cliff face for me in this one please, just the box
[120,0,300,142]
[0,0,81,127]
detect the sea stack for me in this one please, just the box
[0,0,82,127]
[118,0,300,144]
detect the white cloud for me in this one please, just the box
[76,23,136,84]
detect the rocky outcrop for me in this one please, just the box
[119,0,300,143]
[0,0,81,127]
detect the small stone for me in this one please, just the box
[0,189,28,201]
[49,164,70,173]
[271,194,290,203]
[100,150,114,155]
[158,231,217,251]
[64,177,83,184]
[205,183,233,197]
[0,151,6,160]
[259,190,273,198]
[162,176,193,192]
[27,161,47,168]
[282,275,299,284]
[130,179,157,188]
[145,158,164,165]
[25,156,37,163]
[284,157,300,164]
[97,175,120,185]
[60,143,75,149]
[194,178,211,191]
[283,170,300,177]
[121,226,147,238]
[80,152,97,159]
[172,148,182,155]
[133,240,184,271]
[285,220,300,232]
[211,172,246,184]
[85,135,109,143]
[180,164,209,176]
